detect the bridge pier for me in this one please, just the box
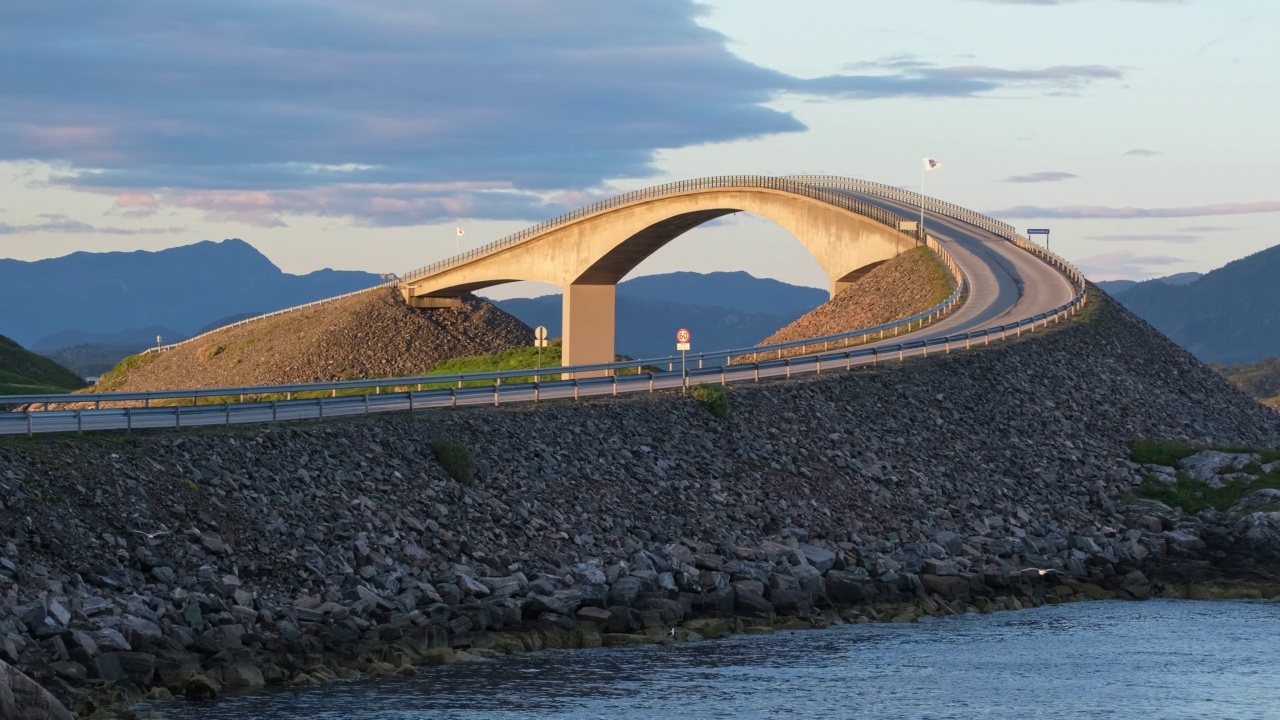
[562,284,615,378]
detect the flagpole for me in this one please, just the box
[920,162,926,241]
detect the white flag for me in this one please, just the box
[456,227,466,236]
[923,158,942,172]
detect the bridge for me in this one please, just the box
[396,175,1076,374]
[0,175,1087,434]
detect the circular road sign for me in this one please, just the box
[676,328,691,344]
[535,325,548,341]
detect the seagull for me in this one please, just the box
[132,529,171,541]
[668,627,676,638]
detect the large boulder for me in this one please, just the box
[0,660,74,720]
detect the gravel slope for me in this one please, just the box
[96,289,533,391]
[758,247,954,350]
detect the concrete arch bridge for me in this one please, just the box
[399,177,927,369]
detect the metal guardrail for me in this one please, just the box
[144,175,920,355]
[0,293,1086,436]
[4,235,966,411]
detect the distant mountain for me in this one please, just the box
[0,335,87,394]
[31,326,180,353]
[0,239,382,348]
[1097,272,1204,297]
[497,271,826,359]
[1096,280,1139,296]
[1110,245,1280,364]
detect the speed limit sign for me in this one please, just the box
[676,328,691,351]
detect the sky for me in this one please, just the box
[1,0,1276,299]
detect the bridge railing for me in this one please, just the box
[786,175,1087,289]
[142,175,924,354]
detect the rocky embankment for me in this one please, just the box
[94,289,532,392]
[754,246,954,354]
[3,294,1280,716]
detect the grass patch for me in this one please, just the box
[1128,438,1280,466]
[690,384,729,419]
[430,438,476,485]
[92,352,161,392]
[909,245,957,307]
[1128,439,1201,467]
[1135,471,1280,514]
[196,344,227,363]
[0,335,87,394]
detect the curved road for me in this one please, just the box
[833,190,1076,350]
[1,183,1081,435]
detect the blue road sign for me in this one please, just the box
[1027,228,1051,235]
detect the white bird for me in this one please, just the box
[132,529,171,541]
[668,627,676,637]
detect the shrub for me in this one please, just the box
[690,384,729,419]
[431,438,476,485]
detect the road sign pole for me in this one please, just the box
[682,349,687,394]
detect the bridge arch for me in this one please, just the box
[401,182,912,371]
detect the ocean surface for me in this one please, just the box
[149,599,1280,720]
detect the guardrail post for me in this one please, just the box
[574,380,580,401]
[272,401,278,421]
[494,385,500,406]
[76,410,82,433]
[175,408,181,428]
[225,403,231,425]
[365,394,371,415]
[409,391,416,411]
[923,342,929,358]
[872,348,878,366]
[451,389,457,408]
[319,398,324,419]
[899,347,904,362]
[27,412,33,437]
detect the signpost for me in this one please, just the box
[897,220,918,251]
[676,328,691,393]
[534,326,549,372]
[1027,228,1050,252]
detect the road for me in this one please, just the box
[0,190,1081,435]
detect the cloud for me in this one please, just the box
[990,201,1280,219]
[1087,234,1202,243]
[1124,148,1162,157]
[0,213,183,235]
[1003,171,1079,183]
[165,183,571,228]
[1178,225,1234,232]
[1075,250,1185,281]
[0,1,1127,226]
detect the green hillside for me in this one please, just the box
[0,335,89,395]
[1216,357,1280,410]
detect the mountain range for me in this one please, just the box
[0,239,383,349]
[1101,245,1280,364]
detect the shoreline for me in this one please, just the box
[126,576,1279,718]
[79,571,1280,718]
